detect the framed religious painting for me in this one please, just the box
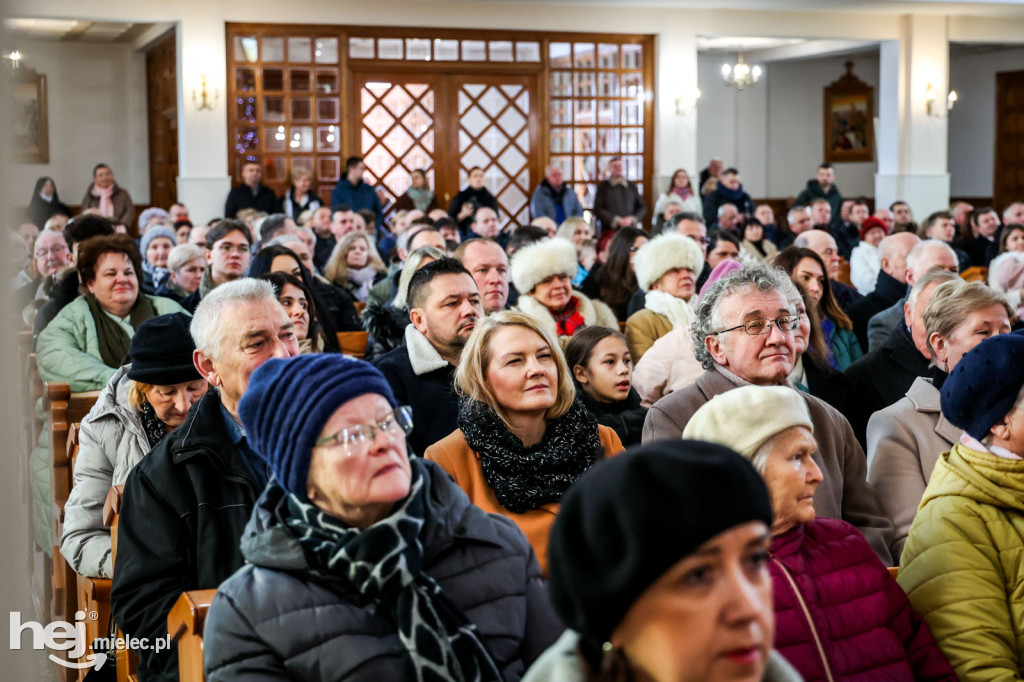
[823,61,873,164]
[13,68,49,164]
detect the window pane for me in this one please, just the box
[378,38,403,60]
[319,157,341,181]
[462,40,486,61]
[550,71,572,97]
[551,100,572,125]
[622,100,643,125]
[406,38,430,61]
[349,37,374,59]
[235,67,257,92]
[551,128,572,154]
[597,100,619,125]
[622,44,643,69]
[598,44,618,69]
[289,126,314,152]
[263,96,285,122]
[234,126,258,154]
[233,36,258,62]
[314,37,338,64]
[264,126,287,152]
[574,72,595,97]
[434,39,458,61]
[574,99,595,125]
[621,72,643,98]
[264,157,288,182]
[263,68,284,92]
[489,41,513,62]
[622,129,643,154]
[516,42,541,62]
[598,128,619,153]
[291,98,313,122]
[318,125,340,152]
[317,97,339,122]
[598,72,619,97]
[550,42,571,67]
[261,37,284,62]
[235,96,257,122]
[574,43,595,68]
[290,69,312,92]
[288,37,311,62]
[316,70,338,94]
[291,157,314,176]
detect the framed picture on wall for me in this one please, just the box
[824,62,873,164]
[13,68,49,164]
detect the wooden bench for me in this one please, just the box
[169,590,217,682]
[337,331,369,359]
[353,300,366,316]
[961,266,988,283]
[103,484,138,682]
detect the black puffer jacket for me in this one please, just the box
[111,391,262,682]
[203,458,562,681]
[361,302,409,361]
[578,388,648,446]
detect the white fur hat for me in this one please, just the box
[511,238,579,294]
[682,385,813,459]
[633,232,705,292]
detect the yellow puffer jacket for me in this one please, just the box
[898,442,1024,681]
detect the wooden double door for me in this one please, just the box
[353,70,539,230]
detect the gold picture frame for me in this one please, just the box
[13,68,49,164]
[824,61,873,164]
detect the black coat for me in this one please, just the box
[843,324,930,449]
[313,278,362,335]
[803,358,853,415]
[846,269,907,353]
[314,234,336,272]
[579,388,648,447]
[831,280,862,313]
[449,186,499,234]
[111,391,262,682]
[224,183,278,218]
[361,302,409,361]
[374,340,461,456]
[32,269,80,347]
[829,222,861,260]
[203,459,561,681]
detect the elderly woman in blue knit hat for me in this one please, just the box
[898,331,1024,681]
[203,354,562,682]
[139,224,177,293]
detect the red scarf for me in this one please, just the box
[553,296,586,337]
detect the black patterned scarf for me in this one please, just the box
[458,398,604,514]
[138,399,168,449]
[284,459,502,682]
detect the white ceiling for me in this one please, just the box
[3,18,157,43]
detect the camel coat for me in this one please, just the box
[866,377,961,562]
[624,308,673,361]
[425,425,623,575]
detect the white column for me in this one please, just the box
[654,24,699,196]
[176,13,232,223]
[875,14,951,218]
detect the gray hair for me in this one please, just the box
[393,246,446,309]
[190,278,278,358]
[905,239,957,279]
[906,268,960,316]
[397,224,428,258]
[167,243,205,272]
[717,202,738,218]
[264,234,303,249]
[787,205,810,223]
[692,264,800,370]
[923,279,1014,358]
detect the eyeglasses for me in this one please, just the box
[314,406,414,456]
[714,315,801,336]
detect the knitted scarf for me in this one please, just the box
[347,264,380,302]
[671,185,693,202]
[284,462,502,682]
[405,188,435,212]
[139,399,168,449]
[83,292,158,368]
[458,398,603,514]
[552,296,586,337]
[142,261,170,291]
[91,184,115,218]
[643,290,695,330]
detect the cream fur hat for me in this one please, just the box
[682,385,813,458]
[510,237,579,294]
[633,233,706,292]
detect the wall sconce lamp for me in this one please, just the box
[926,84,957,118]
[676,88,701,115]
[3,49,22,71]
[192,75,219,112]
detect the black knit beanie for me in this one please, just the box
[127,312,202,385]
[547,439,773,644]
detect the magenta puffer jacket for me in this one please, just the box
[769,518,955,682]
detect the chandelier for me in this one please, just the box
[722,51,761,90]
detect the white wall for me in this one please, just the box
[12,39,149,207]
[948,46,1024,199]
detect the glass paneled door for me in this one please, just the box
[353,71,538,231]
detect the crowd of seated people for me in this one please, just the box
[16,152,1024,682]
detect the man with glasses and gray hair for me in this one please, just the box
[643,264,894,563]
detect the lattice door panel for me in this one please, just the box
[357,77,437,224]
[456,78,535,230]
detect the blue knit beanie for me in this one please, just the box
[239,354,398,497]
[941,331,1024,440]
[140,226,178,262]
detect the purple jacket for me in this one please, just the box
[769,518,955,682]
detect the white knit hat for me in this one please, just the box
[633,233,705,292]
[510,238,579,294]
[682,385,813,458]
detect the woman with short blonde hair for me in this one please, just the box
[426,309,623,574]
[280,167,323,219]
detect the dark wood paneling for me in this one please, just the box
[146,33,178,209]
[995,70,1024,213]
